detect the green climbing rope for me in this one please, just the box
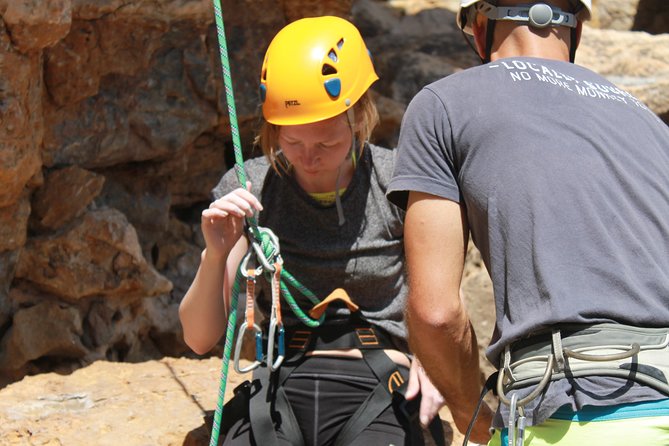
[208,2,325,445]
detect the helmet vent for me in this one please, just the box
[261,69,267,81]
[328,49,338,62]
[322,64,338,75]
[337,38,344,49]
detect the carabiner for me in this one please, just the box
[266,318,285,372]
[249,226,281,273]
[506,392,526,446]
[239,249,262,278]
[234,322,263,374]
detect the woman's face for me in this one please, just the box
[278,114,353,191]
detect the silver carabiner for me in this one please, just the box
[507,393,526,446]
[249,226,281,273]
[266,318,285,372]
[239,249,263,278]
[508,392,518,446]
[234,322,263,374]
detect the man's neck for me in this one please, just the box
[490,22,572,62]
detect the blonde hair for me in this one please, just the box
[255,91,379,175]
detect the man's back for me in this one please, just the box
[392,55,669,361]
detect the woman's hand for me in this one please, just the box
[405,357,446,427]
[201,182,263,259]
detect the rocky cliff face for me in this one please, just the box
[1,0,668,390]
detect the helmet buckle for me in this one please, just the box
[528,3,554,28]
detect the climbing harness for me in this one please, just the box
[463,323,669,446]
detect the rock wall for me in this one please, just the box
[1,0,668,388]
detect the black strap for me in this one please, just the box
[247,361,306,446]
[463,371,498,446]
[334,349,402,446]
[248,367,280,446]
[217,380,253,438]
[334,349,446,446]
[275,386,305,446]
[569,27,577,63]
[484,15,496,63]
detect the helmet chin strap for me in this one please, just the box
[484,16,496,64]
[333,107,358,226]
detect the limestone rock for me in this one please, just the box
[387,0,460,15]
[0,192,30,251]
[353,0,403,38]
[0,250,19,330]
[0,357,461,445]
[0,24,43,208]
[0,301,87,373]
[15,207,172,301]
[31,165,106,231]
[42,20,215,169]
[578,27,669,119]
[633,0,669,34]
[591,0,640,30]
[278,0,354,21]
[2,0,72,53]
[0,357,242,446]
[72,0,212,22]
[163,132,229,208]
[96,167,172,255]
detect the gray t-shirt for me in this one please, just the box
[214,143,408,350]
[388,57,669,424]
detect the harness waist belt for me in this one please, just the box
[284,324,396,352]
[500,323,669,401]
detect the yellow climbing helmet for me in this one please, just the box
[259,16,379,126]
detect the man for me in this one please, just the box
[387,1,669,445]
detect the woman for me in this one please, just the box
[179,16,444,446]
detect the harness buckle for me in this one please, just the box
[355,327,380,346]
[288,330,311,350]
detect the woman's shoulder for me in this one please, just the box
[243,155,272,179]
[366,143,396,182]
[367,142,394,159]
[211,155,271,200]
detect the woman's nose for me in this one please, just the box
[302,147,319,166]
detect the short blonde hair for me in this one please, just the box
[255,91,379,175]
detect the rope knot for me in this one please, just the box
[248,225,282,273]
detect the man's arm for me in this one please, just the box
[404,191,492,443]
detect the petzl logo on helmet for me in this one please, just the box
[285,100,301,108]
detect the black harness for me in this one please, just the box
[221,321,446,445]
